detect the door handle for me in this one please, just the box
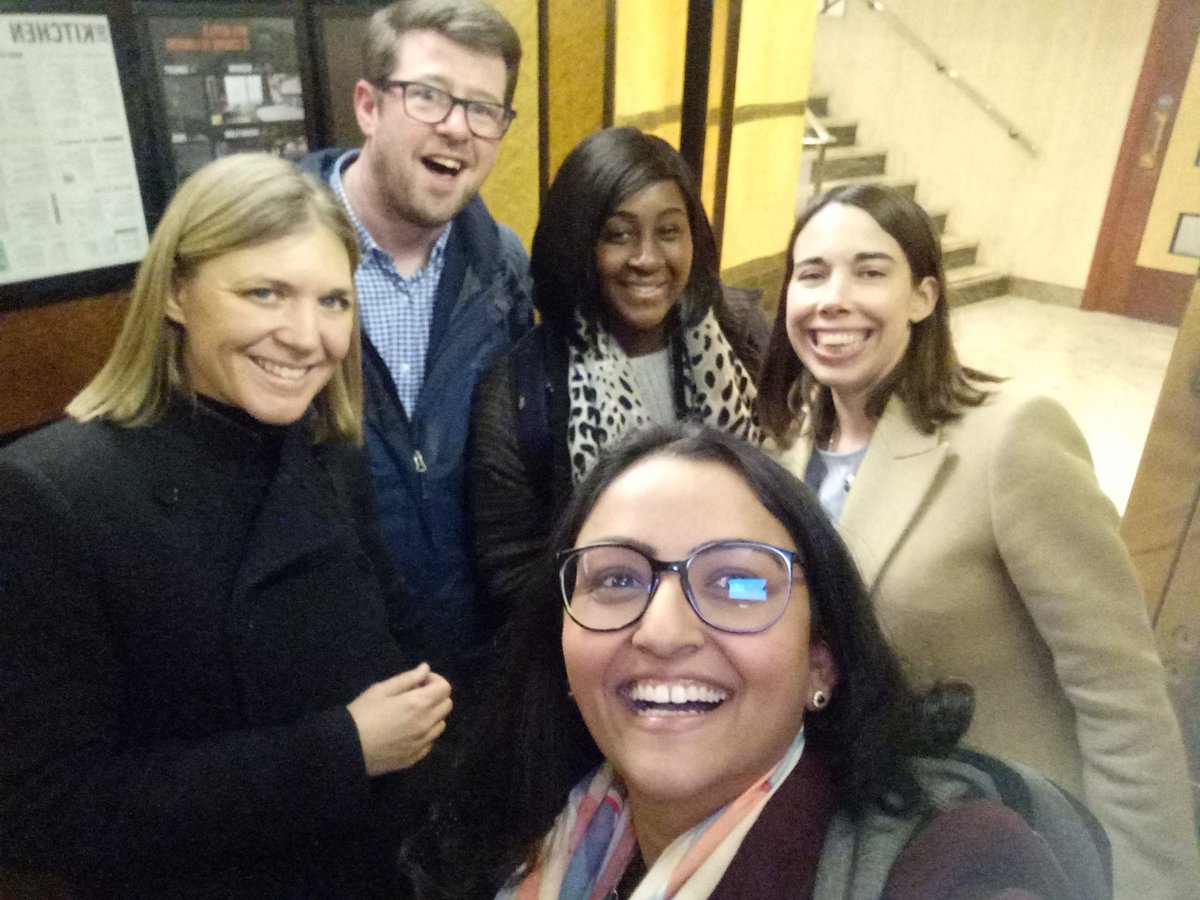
[1138,95,1175,169]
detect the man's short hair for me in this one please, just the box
[364,0,522,106]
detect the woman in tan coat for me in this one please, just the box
[757,183,1198,900]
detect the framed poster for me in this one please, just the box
[311,3,376,149]
[136,2,317,191]
[0,1,151,310]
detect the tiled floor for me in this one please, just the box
[950,296,1178,515]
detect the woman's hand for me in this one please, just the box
[347,663,453,776]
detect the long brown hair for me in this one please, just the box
[757,183,998,445]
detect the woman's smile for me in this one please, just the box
[806,327,873,357]
[623,679,730,715]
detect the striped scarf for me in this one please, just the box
[498,730,806,900]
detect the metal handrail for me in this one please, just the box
[802,108,838,197]
[860,0,1038,156]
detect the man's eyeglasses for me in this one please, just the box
[557,540,802,634]
[376,80,515,139]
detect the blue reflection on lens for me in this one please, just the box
[727,578,768,601]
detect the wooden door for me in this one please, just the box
[1121,277,1200,807]
[1083,0,1199,326]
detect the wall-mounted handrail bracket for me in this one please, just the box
[802,108,837,198]
[862,0,1038,157]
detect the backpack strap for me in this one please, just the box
[949,749,1113,900]
[815,807,929,900]
[814,753,1112,900]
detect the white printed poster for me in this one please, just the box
[0,13,148,288]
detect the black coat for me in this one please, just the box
[0,401,421,899]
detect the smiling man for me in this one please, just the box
[301,0,532,674]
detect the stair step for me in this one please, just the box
[947,265,1009,306]
[805,94,1008,303]
[817,146,887,181]
[823,118,858,146]
[818,173,917,200]
[940,234,978,269]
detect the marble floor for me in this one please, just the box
[950,296,1178,515]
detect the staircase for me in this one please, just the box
[807,95,1009,307]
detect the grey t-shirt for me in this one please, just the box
[628,347,675,426]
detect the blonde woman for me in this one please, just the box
[0,154,450,900]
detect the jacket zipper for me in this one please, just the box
[412,450,427,473]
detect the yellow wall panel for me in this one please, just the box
[721,0,818,271]
[733,0,816,106]
[647,120,683,147]
[480,0,540,248]
[722,115,807,270]
[613,0,687,121]
[547,0,607,182]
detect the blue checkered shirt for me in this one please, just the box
[330,150,451,416]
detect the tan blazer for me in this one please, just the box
[777,387,1199,900]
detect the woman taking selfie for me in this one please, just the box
[470,127,765,633]
[423,424,1102,899]
[756,182,1199,898]
[0,154,451,899]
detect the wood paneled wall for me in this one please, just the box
[1122,278,1200,804]
[0,294,126,437]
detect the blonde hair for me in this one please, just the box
[69,153,364,444]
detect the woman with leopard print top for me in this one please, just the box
[467,127,768,641]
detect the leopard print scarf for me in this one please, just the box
[566,308,760,482]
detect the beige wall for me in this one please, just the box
[811,0,1156,289]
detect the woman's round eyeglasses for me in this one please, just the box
[557,540,802,634]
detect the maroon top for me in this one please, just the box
[708,749,1076,900]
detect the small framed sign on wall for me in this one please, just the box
[135,2,318,191]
